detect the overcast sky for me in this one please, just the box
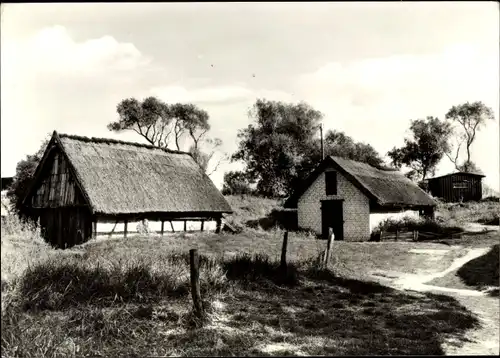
[1,2,499,191]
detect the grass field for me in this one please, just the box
[2,196,498,356]
[436,200,500,227]
[428,244,499,295]
[2,213,488,357]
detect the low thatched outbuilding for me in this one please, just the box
[284,156,436,241]
[23,131,232,248]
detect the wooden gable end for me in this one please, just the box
[30,147,87,209]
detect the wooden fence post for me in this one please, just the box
[160,221,165,236]
[170,221,175,232]
[324,227,334,268]
[124,220,128,238]
[108,221,118,238]
[92,221,97,239]
[215,217,222,234]
[189,249,204,319]
[200,220,205,232]
[280,231,288,275]
[184,220,187,232]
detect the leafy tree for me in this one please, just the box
[387,116,452,181]
[445,101,495,171]
[7,136,50,221]
[221,171,253,195]
[109,97,173,148]
[232,99,323,197]
[108,97,226,174]
[324,130,383,168]
[232,99,386,197]
[457,160,482,174]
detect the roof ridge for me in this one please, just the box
[328,155,398,172]
[57,132,191,155]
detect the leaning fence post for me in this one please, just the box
[189,249,204,319]
[280,231,289,275]
[324,228,334,268]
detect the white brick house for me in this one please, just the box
[284,156,436,241]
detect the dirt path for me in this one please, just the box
[392,248,490,296]
[388,247,499,355]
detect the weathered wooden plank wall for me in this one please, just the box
[428,174,483,202]
[31,152,86,208]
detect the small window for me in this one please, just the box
[325,171,337,195]
[453,182,468,189]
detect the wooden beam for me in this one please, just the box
[215,217,222,234]
[92,220,97,239]
[189,249,204,319]
[94,211,232,222]
[108,221,118,238]
[200,220,204,232]
[124,220,128,238]
[170,221,175,232]
[280,231,288,275]
[323,228,334,269]
[161,220,165,236]
[184,220,187,232]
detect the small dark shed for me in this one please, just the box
[23,131,233,248]
[427,172,485,203]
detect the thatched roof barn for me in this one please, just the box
[23,131,232,248]
[284,156,436,241]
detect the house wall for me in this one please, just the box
[28,147,91,249]
[297,169,370,241]
[369,210,419,232]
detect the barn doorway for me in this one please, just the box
[39,207,92,248]
[321,199,344,241]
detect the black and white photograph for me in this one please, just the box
[1,2,499,356]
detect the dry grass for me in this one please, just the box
[224,195,282,231]
[0,212,484,357]
[1,216,56,293]
[429,244,499,296]
[436,201,500,227]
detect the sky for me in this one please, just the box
[1,2,499,192]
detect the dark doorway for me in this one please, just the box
[39,207,92,248]
[321,200,344,241]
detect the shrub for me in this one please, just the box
[221,171,254,196]
[222,253,299,286]
[372,216,462,236]
[18,253,227,311]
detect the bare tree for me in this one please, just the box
[445,101,495,171]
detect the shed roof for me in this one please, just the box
[427,171,486,181]
[284,156,436,208]
[25,131,232,215]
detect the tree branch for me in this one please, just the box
[207,154,229,177]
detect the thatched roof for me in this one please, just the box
[284,156,436,209]
[27,131,232,216]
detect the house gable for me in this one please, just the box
[23,132,91,210]
[297,165,370,241]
